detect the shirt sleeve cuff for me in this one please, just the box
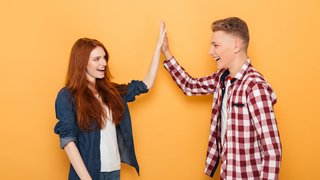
[60,137,77,149]
[163,56,176,69]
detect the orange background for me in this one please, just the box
[0,0,319,179]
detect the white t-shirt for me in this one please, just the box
[221,79,231,146]
[100,106,121,172]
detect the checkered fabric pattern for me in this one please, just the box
[164,58,281,179]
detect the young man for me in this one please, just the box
[161,17,281,179]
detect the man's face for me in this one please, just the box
[209,31,237,70]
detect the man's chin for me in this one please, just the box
[216,63,222,70]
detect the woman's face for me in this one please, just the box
[86,46,107,82]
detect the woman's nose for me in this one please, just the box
[101,59,107,66]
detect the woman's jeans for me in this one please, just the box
[97,170,120,180]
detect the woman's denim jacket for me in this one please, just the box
[54,80,148,180]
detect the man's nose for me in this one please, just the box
[209,45,215,56]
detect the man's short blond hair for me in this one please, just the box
[211,17,249,50]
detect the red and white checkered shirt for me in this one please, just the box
[164,58,281,179]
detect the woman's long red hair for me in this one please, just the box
[66,38,127,131]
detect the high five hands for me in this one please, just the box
[159,21,173,60]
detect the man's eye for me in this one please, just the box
[211,43,218,47]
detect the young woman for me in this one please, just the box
[54,23,166,180]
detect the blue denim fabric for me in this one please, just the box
[97,170,120,180]
[54,80,148,180]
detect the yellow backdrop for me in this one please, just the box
[1,0,319,179]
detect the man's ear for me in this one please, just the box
[234,38,241,53]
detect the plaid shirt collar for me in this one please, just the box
[220,58,251,83]
[234,58,251,81]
